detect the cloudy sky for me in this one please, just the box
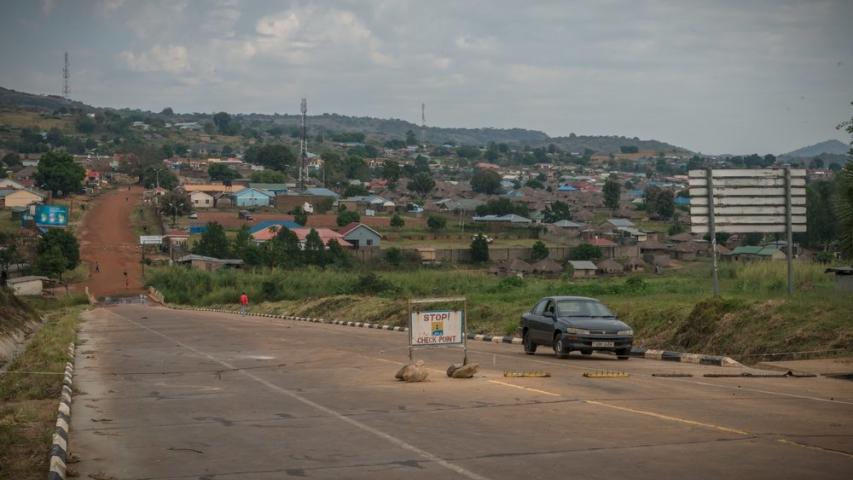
[0,0,851,154]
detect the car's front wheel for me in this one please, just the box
[617,349,630,360]
[553,332,569,359]
[523,330,537,355]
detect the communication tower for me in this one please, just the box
[420,103,426,146]
[62,52,70,98]
[299,98,308,190]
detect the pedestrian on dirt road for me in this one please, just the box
[95,262,100,273]
[123,270,128,288]
[240,292,249,315]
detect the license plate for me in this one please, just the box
[592,341,614,348]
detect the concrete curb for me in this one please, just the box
[170,306,740,366]
[629,347,741,367]
[48,342,75,480]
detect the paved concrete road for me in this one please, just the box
[71,306,853,479]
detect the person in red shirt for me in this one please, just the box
[239,292,249,315]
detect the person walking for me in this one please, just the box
[239,291,249,315]
[95,262,100,273]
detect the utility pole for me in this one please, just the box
[420,103,426,147]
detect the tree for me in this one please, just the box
[343,184,369,197]
[645,186,674,219]
[2,153,22,169]
[390,214,405,228]
[270,227,302,267]
[159,190,191,225]
[74,116,97,134]
[46,127,64,146]
[470,234,490,263]
[232,225,252,259]
[213,112,239,135]
[803,178,833,248]
[569,243,602,260]
[303,229,327,267]
[405,129,418,146]
[290,207,308,226]
[531,241,549,261]
[475,198,529,217]
[407,172,435,197]
[249,170,286,183]
[326,239,351,268]
[382,159,401,182]
[385,247,403,266]
[244,144,296,171]
[160,107,174,116]
[35,151,85,196]
[141,166,178,190]
[193,222,231,259]
[603,175,621,211]
[427,214,447,232]
[470,169,502,194]
[336,210,360,227]
[525,179,545,189]
[542,201,571,223]
[836,103,853,257]
[456,145,481,160]
[35,229,80,280]
[208,163,240,182]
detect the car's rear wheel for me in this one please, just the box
[553,332,569,359]
[523,330,537,355]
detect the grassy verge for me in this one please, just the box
[146,261,853,361]
[132,203,163,237]
[0,306,83,480]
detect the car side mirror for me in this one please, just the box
[544,311,555,319]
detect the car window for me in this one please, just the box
[556,300,613,317]
[532,300,548,315]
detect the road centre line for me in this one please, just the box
[117,313,493,480]
[584,400,751,436]
[487,380,562,397]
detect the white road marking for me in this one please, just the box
[119,313,493,480]
[668,378,853,406]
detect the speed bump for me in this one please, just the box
[583,370,629,378]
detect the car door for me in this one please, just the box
[540,300,558,343]
[528,299,551,344]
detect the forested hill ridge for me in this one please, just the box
[779,139,849,159]
[0,86,689,153]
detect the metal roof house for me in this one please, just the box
[338,223,382,249]
[473,214,532,224]
[233,187,274,207]
[249,220,302,234]
[567,260,598,278]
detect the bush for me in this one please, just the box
[531,241,549,261]
[385,247,403,266]
[427,215,447,232]
[350,272,395,295]
[337,210,361,226]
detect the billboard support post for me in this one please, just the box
[784,165,794,296]
[706,167,719,296]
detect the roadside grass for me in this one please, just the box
[131,203,163,236]
[147,260,852,360]
[0,306,83,480]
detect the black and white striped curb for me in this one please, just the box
[173,307,740,366]
[48,342,75,480]
[629,347,741,367]
[174,307,524,345]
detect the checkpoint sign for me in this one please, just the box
[410,310,464,346]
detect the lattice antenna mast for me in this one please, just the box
[62,52,70,98]
[299,98,308,190]
[420,103,426,146]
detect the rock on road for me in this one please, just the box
[70,306,853,479]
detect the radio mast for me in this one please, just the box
[420,102,426,146]
[298,98,308,190]
[62,52,70,98]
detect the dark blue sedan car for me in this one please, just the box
[520,296,633,359]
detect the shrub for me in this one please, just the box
[350,272,395,295]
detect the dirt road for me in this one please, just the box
[70,305,853,479]
[77,186,145,298]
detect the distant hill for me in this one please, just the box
[0,86,93,113]
[0,85,690,153]
[781,139,849,159]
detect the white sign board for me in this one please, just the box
[410,310,464,346]
[688,169,807,234]
[139,235,163,245]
